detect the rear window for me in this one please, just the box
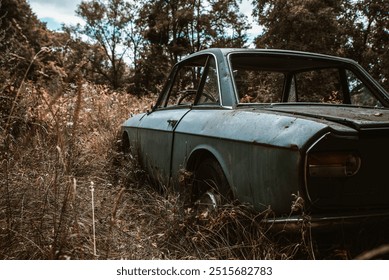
[230,53,383,107]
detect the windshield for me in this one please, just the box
[230,53,384,108]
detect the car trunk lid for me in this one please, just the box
[264,104,389,130]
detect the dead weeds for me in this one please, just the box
[2,80,383,260]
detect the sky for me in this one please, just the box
[28,0,262,38]
[28,0,84,30]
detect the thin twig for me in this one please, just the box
[90,181,97,257]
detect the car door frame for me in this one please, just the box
[136,54,217,187]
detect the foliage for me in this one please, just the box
[66,0,388,93]
[348,0,389,89]
[131,0,249,93]
[0,0,59,136]
[253,0,349,54]
[3,0,387,96]
[139,0,249,59]
[0,0,49,73]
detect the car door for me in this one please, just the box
[136,108,190,186]
[136,54,212,186]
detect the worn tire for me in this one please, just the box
[192,158,231,211]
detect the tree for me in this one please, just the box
[0,0,52,80]
[75,0,135,89]
[124,1,146,75]
[0,0,55,133]
[133,0,250,94]
[252,0,388,91]
[207,0,249,48]
[140,0,249,61]
[252,0,347,55]
[345,0,389,90]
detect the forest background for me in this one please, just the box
[1,0,388,94]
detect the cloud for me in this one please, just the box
[28,0,262,37]
[240,0,264,39]
[29,0,81,11]
[28,0,84,27]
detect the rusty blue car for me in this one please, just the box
[121,48,389,228]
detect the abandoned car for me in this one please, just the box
[121,48,389,228]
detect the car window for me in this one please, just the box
[294,68,383,106]
[346,69,383,107]
[234,69,284,103]
[295,68,344,104]
[166,63,203,106]
[197,57,220,104]
[230,54,385,107]
[163,55,219,107]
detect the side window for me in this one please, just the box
[167,62,204,106]
[346,69,383,107]
[198,57,219,104]
[162,55,219,107]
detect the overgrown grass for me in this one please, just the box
[1,75,387,259]
[0,77,313,259]
[0,80,155,259]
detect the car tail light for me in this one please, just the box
[308,152,361,177]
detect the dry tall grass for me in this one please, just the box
[1,80,152,259]
[0,77,316,259]
[2,76,386,259]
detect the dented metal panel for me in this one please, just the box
[175,109,331,149]
[171,108,329,213]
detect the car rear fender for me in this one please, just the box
[184,144,235,196]
[182,143,302,212]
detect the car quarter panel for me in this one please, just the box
[122,113,145,149]
[170,108,334,214]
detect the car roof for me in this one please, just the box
[185,48,357,65]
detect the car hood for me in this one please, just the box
[262,104,389,131]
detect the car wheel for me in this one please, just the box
[192,158,231,212]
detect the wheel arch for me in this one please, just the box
[185,146,234,196]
